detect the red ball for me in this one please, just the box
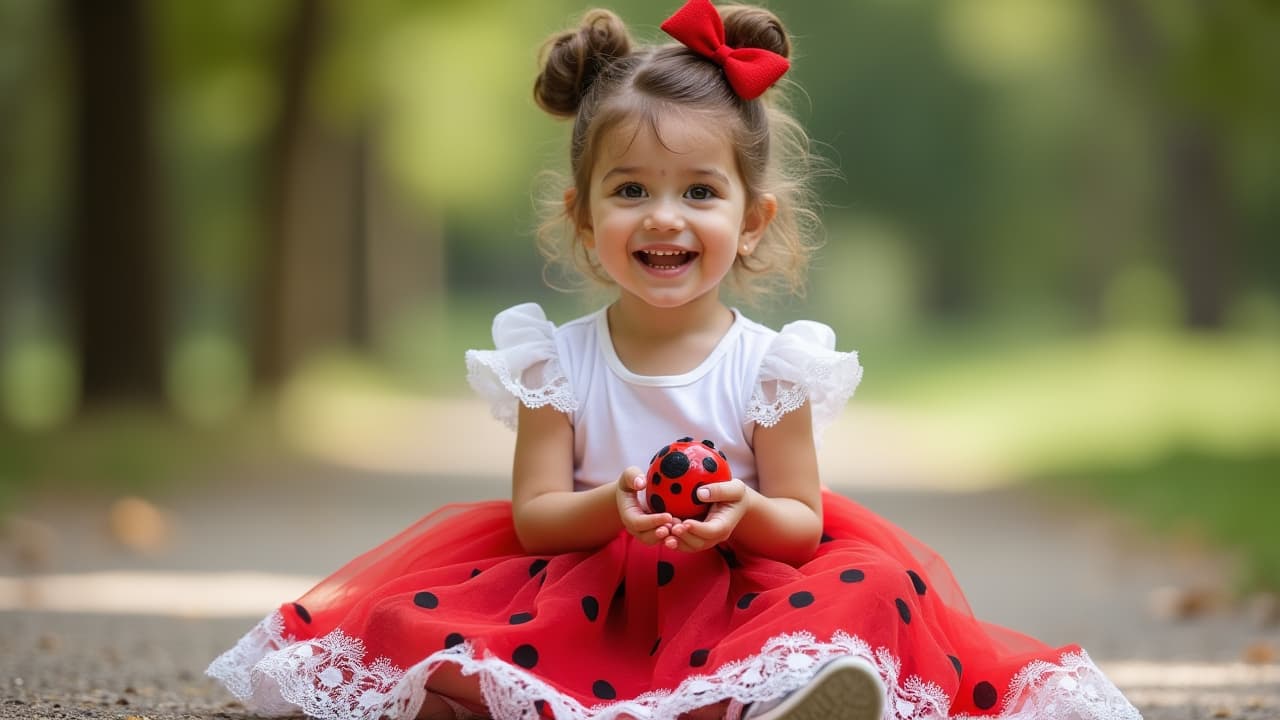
[641,437,732,520]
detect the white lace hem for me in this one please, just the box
[207,611,1141,720]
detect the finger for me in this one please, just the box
[696,479,745,505]
[617,466,645,491]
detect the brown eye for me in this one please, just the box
[617,183,646,199]
[685,185,715,201]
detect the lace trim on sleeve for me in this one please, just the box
[464,303,578,431]
[745,321,862,443]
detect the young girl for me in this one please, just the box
[208,2,1142,719]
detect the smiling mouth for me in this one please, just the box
[635,249,697,269]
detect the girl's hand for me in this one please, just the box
[615,466,676,547]
[670,479,750,552]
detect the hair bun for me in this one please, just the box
[720,4,791,60]
[534,9,633,117]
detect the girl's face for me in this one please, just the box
[576,113,775,311]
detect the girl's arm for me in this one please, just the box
[674,403,824,566]
[510,403,674,554]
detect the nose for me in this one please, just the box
[643,200,685,232]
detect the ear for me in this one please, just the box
[564,187,595,248]
[738,193,777,257]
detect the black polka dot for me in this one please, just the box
[582,596,599,621]
[973,681,998,710]
[820,533,834,543]
[840,569,866,583]
[529,559,549,576]
[649,494,667,513]
[690,649,710,667]
[949,655,963,678]
[718,450,727,460]
[593,680,617,699]
[535,699,548,717]
[414,592,439,609]
[445,633,465,649]
[658,561,675,586]
[509,612,534,625]
[660,451,690,479]
[658,445,671,458]
[292,603,312,624]
[789,591,815,608]
[650,637,661,655]
[701,439,716,448]
[614,580,626,601]
[470,568,481,578]
[677,436,693,442]
[896,597,912,624]
[670,482,683,495]
[651,472,662,486]
[908,570,927,596]
[701,457,718,473]
[513,644,539,668]
[737,592,759,610]
[715,545,741,569]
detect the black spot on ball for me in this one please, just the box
[670,482,683,495]
[677,436,693,442]
[737,592,759,610]
[414,592,439,609]
[840,569,865,583]
[949,655,963,678]
[292,603,312,624]
[650,637,661,656]
[649,494,667,514]
[789,591,815,608]
[593,680,617,699]
[701,457,718,473]
[582,596,599,622]
[701,439,716,448]
[718,450,727,460]
[908,569,927,596]
[896,597,912,624]
[690,649,710,667]
[657,561,675,586]
[658,445,671,458]
[973,681,998,710]
[660,451,691,479]
[651,472,662,486]
[445,633,465,649]
[529,559,549,577]
[509,612,534,625]
[513,644,539,668]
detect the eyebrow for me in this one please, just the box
[600,166,732,185]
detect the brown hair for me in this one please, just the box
[533,4,823,303]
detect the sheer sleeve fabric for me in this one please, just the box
[746,320,862,444]
[464,303,577,430]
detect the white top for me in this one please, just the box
[465,303,862,491]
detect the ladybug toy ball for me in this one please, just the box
[641,437,732,520]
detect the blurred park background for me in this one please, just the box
[0,0,1278,595]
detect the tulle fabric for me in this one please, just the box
[207,491,1140,720]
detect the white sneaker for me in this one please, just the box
[742,656,884,720]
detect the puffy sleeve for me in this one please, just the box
[464,303,578,430]
[746,320,863,444]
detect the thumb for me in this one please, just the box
[617,466,645,492]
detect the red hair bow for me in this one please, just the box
[660,0,790,100]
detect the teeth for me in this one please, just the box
[643,250,686,256]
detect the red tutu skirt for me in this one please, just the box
[207,490,1139,720]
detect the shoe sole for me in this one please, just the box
[770,660,883,720]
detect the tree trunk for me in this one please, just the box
[254,0,326,387]
[64,0,166,406]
